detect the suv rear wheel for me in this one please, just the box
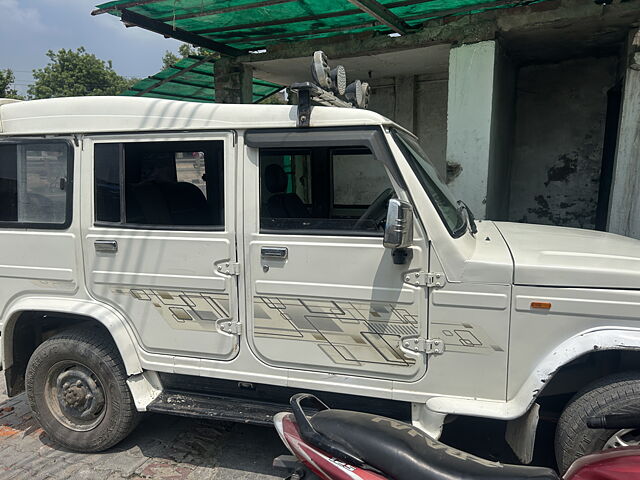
[555,372,640,472]
[25,327,140,452]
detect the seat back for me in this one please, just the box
[264,164,309,219]
[309,410,560,480]
[127,180,212,226]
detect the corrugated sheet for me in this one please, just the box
[95,0,543,50]
[120,55,282,103]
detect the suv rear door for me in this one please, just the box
[81,133,240,360]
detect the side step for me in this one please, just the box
[147,390,296,425]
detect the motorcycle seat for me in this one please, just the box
[308,409,560,480]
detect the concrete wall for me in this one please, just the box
[508,56,618,229]
[608,30,640,239]
[368,75,449,179]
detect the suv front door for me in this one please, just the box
[243,128,428,381]
[81,133,239,360]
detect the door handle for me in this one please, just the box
[95,240,118,253]
[261,246,288,259]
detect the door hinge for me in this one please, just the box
[401,337,445,355]
[403,271,445,288]
[216,261,240,276]
[216,318,242,336]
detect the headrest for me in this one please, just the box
[265,164,288,194]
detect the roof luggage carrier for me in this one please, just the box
[289,51,371,127]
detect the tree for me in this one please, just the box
[28,47,136,99]
[162,44,217,69]
[0,69,23,99]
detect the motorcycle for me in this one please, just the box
[273,394,640,480]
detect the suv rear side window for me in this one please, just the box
[0,142,72,228]
[94,141,224,229]
[260,146,393,235]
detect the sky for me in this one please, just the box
[0,0,182,95]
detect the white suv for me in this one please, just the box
[1,96,640,471]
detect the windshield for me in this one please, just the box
[391,128,467,237]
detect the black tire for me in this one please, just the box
[555,371,640,472]
[25,327,140,452]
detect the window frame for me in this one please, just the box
[390,128,467,239]
[0,138,74,230]
[93,140,225,232]
[246,126,404,237]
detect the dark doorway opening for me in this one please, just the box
[595,82,622,231]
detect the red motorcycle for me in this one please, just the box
[273,394,640,480]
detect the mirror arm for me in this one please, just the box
[391,247,411,265]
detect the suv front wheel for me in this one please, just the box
[25,327,140,452]
[555,372,640,472]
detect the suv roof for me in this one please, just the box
[0,96,395,136]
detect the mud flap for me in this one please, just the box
[506,402,540,464]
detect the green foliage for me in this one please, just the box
[28,47,134,99]
[162,44,218,69]
[162,50,181,70]
[0,69,23,100]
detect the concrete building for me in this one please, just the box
[98,0,640,237]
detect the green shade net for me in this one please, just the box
[96,0,544,51]
[120,55,282,103]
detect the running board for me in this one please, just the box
[146,390,294,425]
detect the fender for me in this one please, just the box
[426,327,640,419]
[1,296,143,376]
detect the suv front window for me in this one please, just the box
[391,128,467,237]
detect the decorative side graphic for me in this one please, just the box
[254,296,419,367]
[113,288,231,332]
[431,321,503,354]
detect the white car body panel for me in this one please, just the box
[1,96,640,441]
[496,221,640,288]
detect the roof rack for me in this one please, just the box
[289,51,370,127]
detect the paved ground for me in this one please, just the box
[0,376,288,480]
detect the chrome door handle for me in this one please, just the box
[95,240,118,253]
[261,246,288,259]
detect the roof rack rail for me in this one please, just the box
[289,51,370,127]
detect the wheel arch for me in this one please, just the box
[2,297,143,396]
[513,327,640,416]
[427,327,640,420]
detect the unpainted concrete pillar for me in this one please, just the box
[608,30,640,238]
[446,41,515,220]
[394,76,416,133]
[214,57,253,104]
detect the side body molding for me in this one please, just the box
[1,296,143,376]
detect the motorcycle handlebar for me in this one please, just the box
[587,414,640,429]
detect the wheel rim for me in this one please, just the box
[603,429,640,449]
[44,361,107,432]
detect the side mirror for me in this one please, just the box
[383,199,414,249]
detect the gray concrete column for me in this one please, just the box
[446,40,515,220]
[608,30,640,238]
[394,76,416,133]
[214,57,253,104]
